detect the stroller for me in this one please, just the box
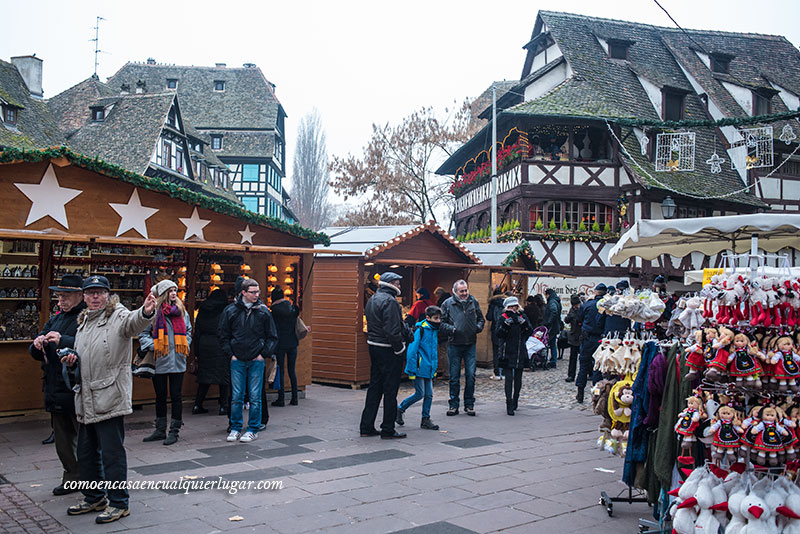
[526,326,549,370]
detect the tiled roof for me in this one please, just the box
[205,129,275,159]
[47,75,117,135]
[106,62,282,131]
[363,221,482,264]
[473,80,518,121]
[65,92,175,175]
[0,60,64,150]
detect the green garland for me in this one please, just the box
[610,110,800,129]
[0,146,330,245]
[524,230,620,243]
[501,240,541,270]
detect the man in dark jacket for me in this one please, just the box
[269,287,300,407]
[602,280,632,336]
[542,289,562,369]
[219,279,278,443]
[564,294,582,382]
[29,274,86,496]
[575,283,607,403]
[441,280,485,416]
[360,272,409,439]
[486,287,507,380]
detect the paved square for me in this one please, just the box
[0,375,650,533]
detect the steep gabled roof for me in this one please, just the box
[363,221,481,264]
[47,75,117,135]
[106,62,283,131]
[0,60,64,150]
[66,92,176,175]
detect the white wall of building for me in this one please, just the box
[770,82,800,111]
[524,61,571,102]
[694,51,711,69]
[721,81,753,115]
[530,42,564,72]
[636,75,663,119]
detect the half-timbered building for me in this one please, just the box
[439,11,800,286]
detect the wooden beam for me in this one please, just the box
[370,258,481,270]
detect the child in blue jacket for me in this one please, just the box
[397,306,443,430]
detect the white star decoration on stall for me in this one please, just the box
[705,152,725,174]
[14,163,83,229]
[239,225,256,244]
[108,189,159,239]
[179,207,211,240]
[779,124,797,145]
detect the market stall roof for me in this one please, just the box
[317,221,482,265]
[608,214,800,264]
[461,242,518,266]
[684,266,800,285]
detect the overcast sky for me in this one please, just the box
[4,0,799,198]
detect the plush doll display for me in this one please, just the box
[678,295,704,332]
[675,395,704,457]
[739,405,761,462]
[750,405,790,466]
[705,326,734,382]
[685,328,719,382]
[767,335,800,392]
[704,404,742,463]
[727,332,763,388]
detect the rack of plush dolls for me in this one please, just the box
[597,289,667,324]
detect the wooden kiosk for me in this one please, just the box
[311,222,482,387]
[0,147,333,414]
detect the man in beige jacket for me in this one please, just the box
[60,275,156,524]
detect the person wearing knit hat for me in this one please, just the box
[137,280,192,446]
[495,295,532,415]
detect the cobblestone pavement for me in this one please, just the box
[0,380,647,534]
[0,483,68,533]
[401,359,591,414]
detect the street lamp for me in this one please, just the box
[661,196,677,219]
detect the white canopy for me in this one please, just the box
[608,214,800,265]
[683,266,800,285]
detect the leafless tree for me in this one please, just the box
[290,109,332,230]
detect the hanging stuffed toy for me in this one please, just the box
[608,380,634,457]
[704,404,742,463]
[705,326,734,382]
[727,332,763,388]
[591,379,616,451]
[767,335,800,392]
[739,405,762,463]
[750,276,769,327]
[675,394,704,460]
[750,405,790,466]
[685,327,719,382]
[679,295,704,332]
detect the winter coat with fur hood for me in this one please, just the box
[73,296,154,424]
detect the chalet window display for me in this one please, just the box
[529,200,616,234]
[730,126,773,170]
[655,131,695,172]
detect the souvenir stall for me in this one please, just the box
[0,147,333,414]
[312,222,482,386]
[595,214,800,532]
[467,240,572,367]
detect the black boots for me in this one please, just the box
[576,388,585,404]
[290,397,298,406]
[163,420,182,446]
[396,409,405,426]
[420,417,439,430]
[143,417,167,442]
[506,401,515,416]
[192,405,208,415]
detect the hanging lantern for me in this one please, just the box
[285,265,294,273]
[211,262,223,273]
[178,266,187,274]
[268,264,278,273]
[267,285,276,293]
[284,287,294,296]
[284,276,294,284]
[177,290,186,301]
[241,263,251,273]
[242,275,250,280]
[268,275,278,283]
[209,284,220,292]
[177,276,186,289]
[211,273,221,283]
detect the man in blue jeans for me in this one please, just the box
[441,280,485,416]
[219,279,278,443]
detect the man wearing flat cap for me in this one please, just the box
[360,272,410,439]
[30,274,86,496]
[575,283,607,403]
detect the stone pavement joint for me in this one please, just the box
[0,483,69,533]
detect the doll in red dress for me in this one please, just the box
[685,328,719,382]
[704,404,742,463]
[726,333,763,388]
[750,405,790,466]
[767,335,800,392]
[675,395,704,456]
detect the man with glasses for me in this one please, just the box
[219,279,278,443]
[29,274,86,496]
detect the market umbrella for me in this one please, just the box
[607,214,800,265]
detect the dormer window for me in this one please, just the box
[662,88,687,121]
[91,107,105,122]
[3,106,17,125]
[213,80,225,92]
[166,78,178,89]
[607,39,632,60]
[753,90,772,116]
[211,135,223,150]
[710,53,733,74]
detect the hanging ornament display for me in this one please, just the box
[730,126,773,170]
[655,132,695,172]
[638,129,649,156]
[705,152,725,174]
[779,123,797,145]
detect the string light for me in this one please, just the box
[605,119,800,201]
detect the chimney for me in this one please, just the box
[243,63,256,68]
[215,63,226,68]
[120,83,130,95]
[135,80,146,94]
[146,57,156,65]
[11,55,43,98]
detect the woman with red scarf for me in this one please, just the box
[138,280,192,445]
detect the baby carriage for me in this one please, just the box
[526,326,549,370]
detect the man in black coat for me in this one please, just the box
[575,283,607,403]
[542,289,563,369]
[360,272,410,439]
[29,274,86,495]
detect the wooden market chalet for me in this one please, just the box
[438,11,800,285]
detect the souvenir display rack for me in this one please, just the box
[0,239,41,341]
[195,253,245,303]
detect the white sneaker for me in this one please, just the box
[239,431,257,443]
[226,431,241,442]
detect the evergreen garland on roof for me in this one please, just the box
[0,146,330,245]
[610,110,800,129]
[501,240,541,270]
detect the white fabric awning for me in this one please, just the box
[607,214,800,265]
[683,266,800,285]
